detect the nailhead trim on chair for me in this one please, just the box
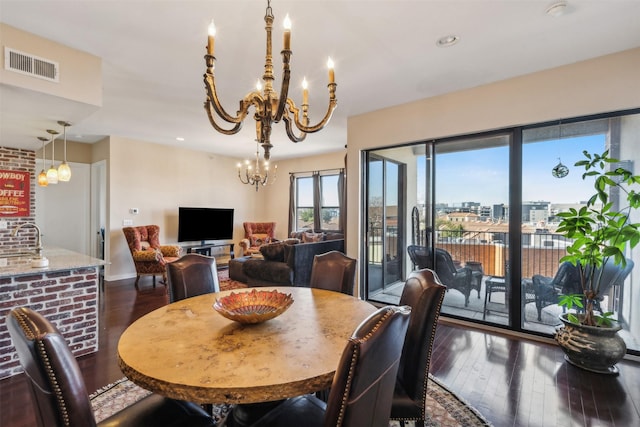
[335,308,395,427]
[12,310,72,426]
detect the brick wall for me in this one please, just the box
[0,267,100,379]
[0,146,37,254]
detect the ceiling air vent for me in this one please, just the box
[4,47,59,82]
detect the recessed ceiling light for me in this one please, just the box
[176,137,185,141]
[436,35,460,48]
[546,1,569,17]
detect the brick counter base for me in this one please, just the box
[0,267,100,379]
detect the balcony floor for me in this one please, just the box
[370,275,639,349]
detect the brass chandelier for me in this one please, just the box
[237,140,277,191]
[203,0,337,161]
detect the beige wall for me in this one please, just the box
[346,47,640,266]
[106,137,267,280]
[106,139,345,280]
[0,23,102,106]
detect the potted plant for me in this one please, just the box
[553,150,640,374]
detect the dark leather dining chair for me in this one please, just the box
[6,306,216,427]
[167,253,220,303]
[390,268,446,427]
[250,305,412,427]
[309,250,357,295]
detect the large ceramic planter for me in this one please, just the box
[554,314,626,375]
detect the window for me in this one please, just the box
[361,109,640,356]
[292,171,344,232]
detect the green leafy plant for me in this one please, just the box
[556,150,640,326]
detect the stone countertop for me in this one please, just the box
[0,247,106,278]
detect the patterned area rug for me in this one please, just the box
[91,375,491,426]
[218,268,248,292]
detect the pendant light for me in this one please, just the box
[57,121,72,182]
[37,137,49,187]
[45,129,59,184]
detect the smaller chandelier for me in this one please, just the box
[238,140,277,191]
[204,0,337,161]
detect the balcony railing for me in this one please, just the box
[367,226,574,279]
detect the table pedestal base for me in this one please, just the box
[227,401,284,427]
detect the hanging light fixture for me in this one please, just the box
[57,121,72,182]
[237,140,277,191]
[45,129,59,184]
[37,137,49,187]
[551,122,569,179]
[203,0,338,161]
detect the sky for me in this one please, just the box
[422,134,604,206]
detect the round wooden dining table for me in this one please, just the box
[117,286,376,405]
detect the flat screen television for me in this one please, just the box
[177,207,234,243]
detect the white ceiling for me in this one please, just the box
[1,0,640,160]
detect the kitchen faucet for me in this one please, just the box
[11,223,44,258]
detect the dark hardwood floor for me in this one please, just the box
[1,277,639,427]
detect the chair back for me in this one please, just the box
[395,269,446,413]
[407,245,459,283]
[553,261,583,294]
[122,224,161,253]
[323,305,411,427]
[584,258,634,296]
[309,250,357,295]
[7,307,97,427]
[167,254,220,303]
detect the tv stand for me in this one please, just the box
[183,242,234,267]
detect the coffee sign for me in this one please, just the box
[0,170,30,217]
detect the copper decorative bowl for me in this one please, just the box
[213,289,294,324]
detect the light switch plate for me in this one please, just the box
[123,219,133,226]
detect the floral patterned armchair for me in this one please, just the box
[122,225,182,289]
[239,222,276,256]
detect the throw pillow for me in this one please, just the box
[259,242,286,262]
[302,232,324,243]
[250,234,271,248]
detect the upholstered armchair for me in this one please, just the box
[239,221,276,256]
[122,225,182,289]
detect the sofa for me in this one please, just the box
[230,231,345,287]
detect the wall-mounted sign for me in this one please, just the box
[0,170,30,217]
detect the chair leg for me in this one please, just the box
[152,275,156,288]
[134,275,140,289]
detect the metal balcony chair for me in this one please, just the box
[407,245,475,306]
[532,259,633,321]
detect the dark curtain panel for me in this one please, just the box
[288,173,295,236]
[338,168,346,234]
[312,171,321,231]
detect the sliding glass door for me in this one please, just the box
[364,151,406,303]
[362,110,640,355]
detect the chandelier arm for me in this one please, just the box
[282,114,308,143]
[286,87,338,134]
[204,100,243,135]
[204,73,260,125]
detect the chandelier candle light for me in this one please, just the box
[203,0,337,160]
[238,140,277,191]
